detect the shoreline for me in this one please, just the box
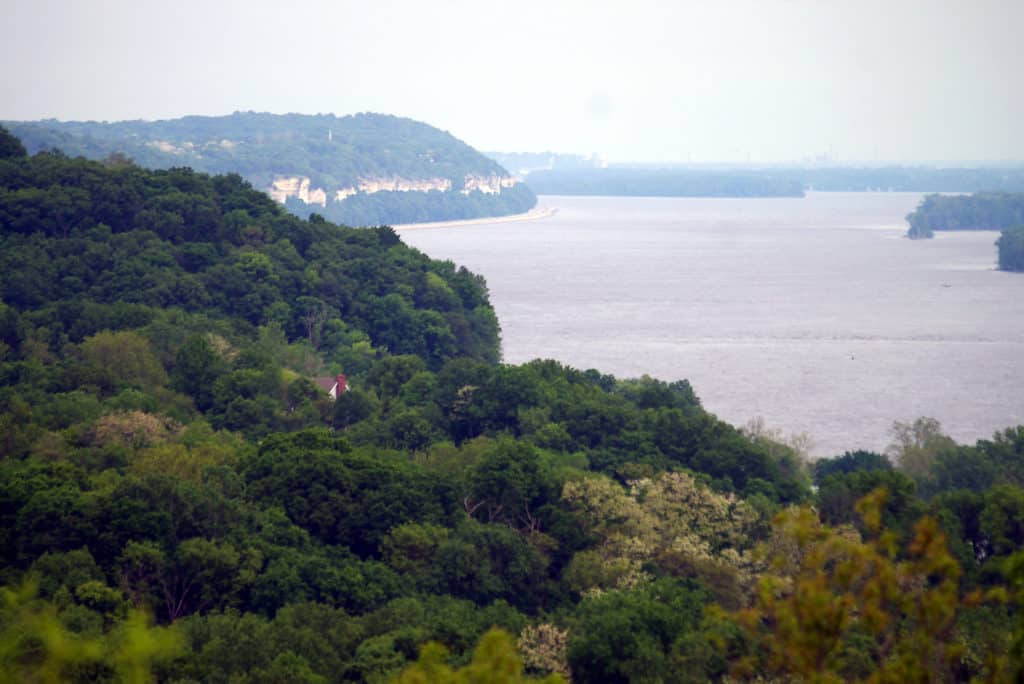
[393,205,557,231]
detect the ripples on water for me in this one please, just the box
[399,193,1024,457]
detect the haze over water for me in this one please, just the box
[400,193,1024,457]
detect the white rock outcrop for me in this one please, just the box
[268,176,328,207]
[269,173,517,207]
[148,140,185,154]
[461,174,518,195]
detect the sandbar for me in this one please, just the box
[393,205,557,231]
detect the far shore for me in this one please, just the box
[393,205,557,231]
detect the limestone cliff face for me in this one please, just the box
[268,177,327,207]
[268,176,302,203]
[306,187,327,206]
[270,173,518,207]
[147,140,188,154]
[147,139,231,155]
[334,177,451,202]
[352,176,453,195]
[461,174,517,195]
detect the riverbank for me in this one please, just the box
[393,205,557,231]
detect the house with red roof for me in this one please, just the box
[314,374,348,399]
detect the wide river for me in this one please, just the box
[398,193,1024,457]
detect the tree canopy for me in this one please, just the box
[1,129,1023,681]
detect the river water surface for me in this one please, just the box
[399,193,1024,457]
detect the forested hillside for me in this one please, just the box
[2,127,1024,682]
[4,112,537,226]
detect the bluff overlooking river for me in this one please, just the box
[4,112,536,226]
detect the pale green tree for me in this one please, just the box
[390,628,564,684]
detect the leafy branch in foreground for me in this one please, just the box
[727,488,1003,682]
[0,579,182,683]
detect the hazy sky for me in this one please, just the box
[3,0,1021,163]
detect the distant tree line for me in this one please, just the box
[286,184,537,227]
[523,165,1024,198]
[526,168,805,197]
[794,166,1024,192]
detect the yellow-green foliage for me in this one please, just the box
[93,410,180,450]
[728,489,996,682]
[0,581,103,684]
[1004,551,1024,680]
[79,330,169,389]
[129,438,239,482]
[390,628,564,684]
[517,624,570,680]
[562,471,758,594]
[106,611,184,684]
[0,580,183,683]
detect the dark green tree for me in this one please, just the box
[171,335,226,411]
[568,579,710,683]
[997,226,1024,272]
[0,125,27,158]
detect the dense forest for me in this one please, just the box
[4,113,536,227]
[904,192,1024,239]
[3,126,1024,682]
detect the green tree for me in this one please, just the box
[567,579,710,683]
[467,438,550,527]
[29,548,105,599]
[813,450,892,485]
[333,387,375,429]
[171,335,226,411]
[0,125,27,159]
[78,330,169,394]
[244,430,456,554]
[886,417,956,490]
[432,520,550,609]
